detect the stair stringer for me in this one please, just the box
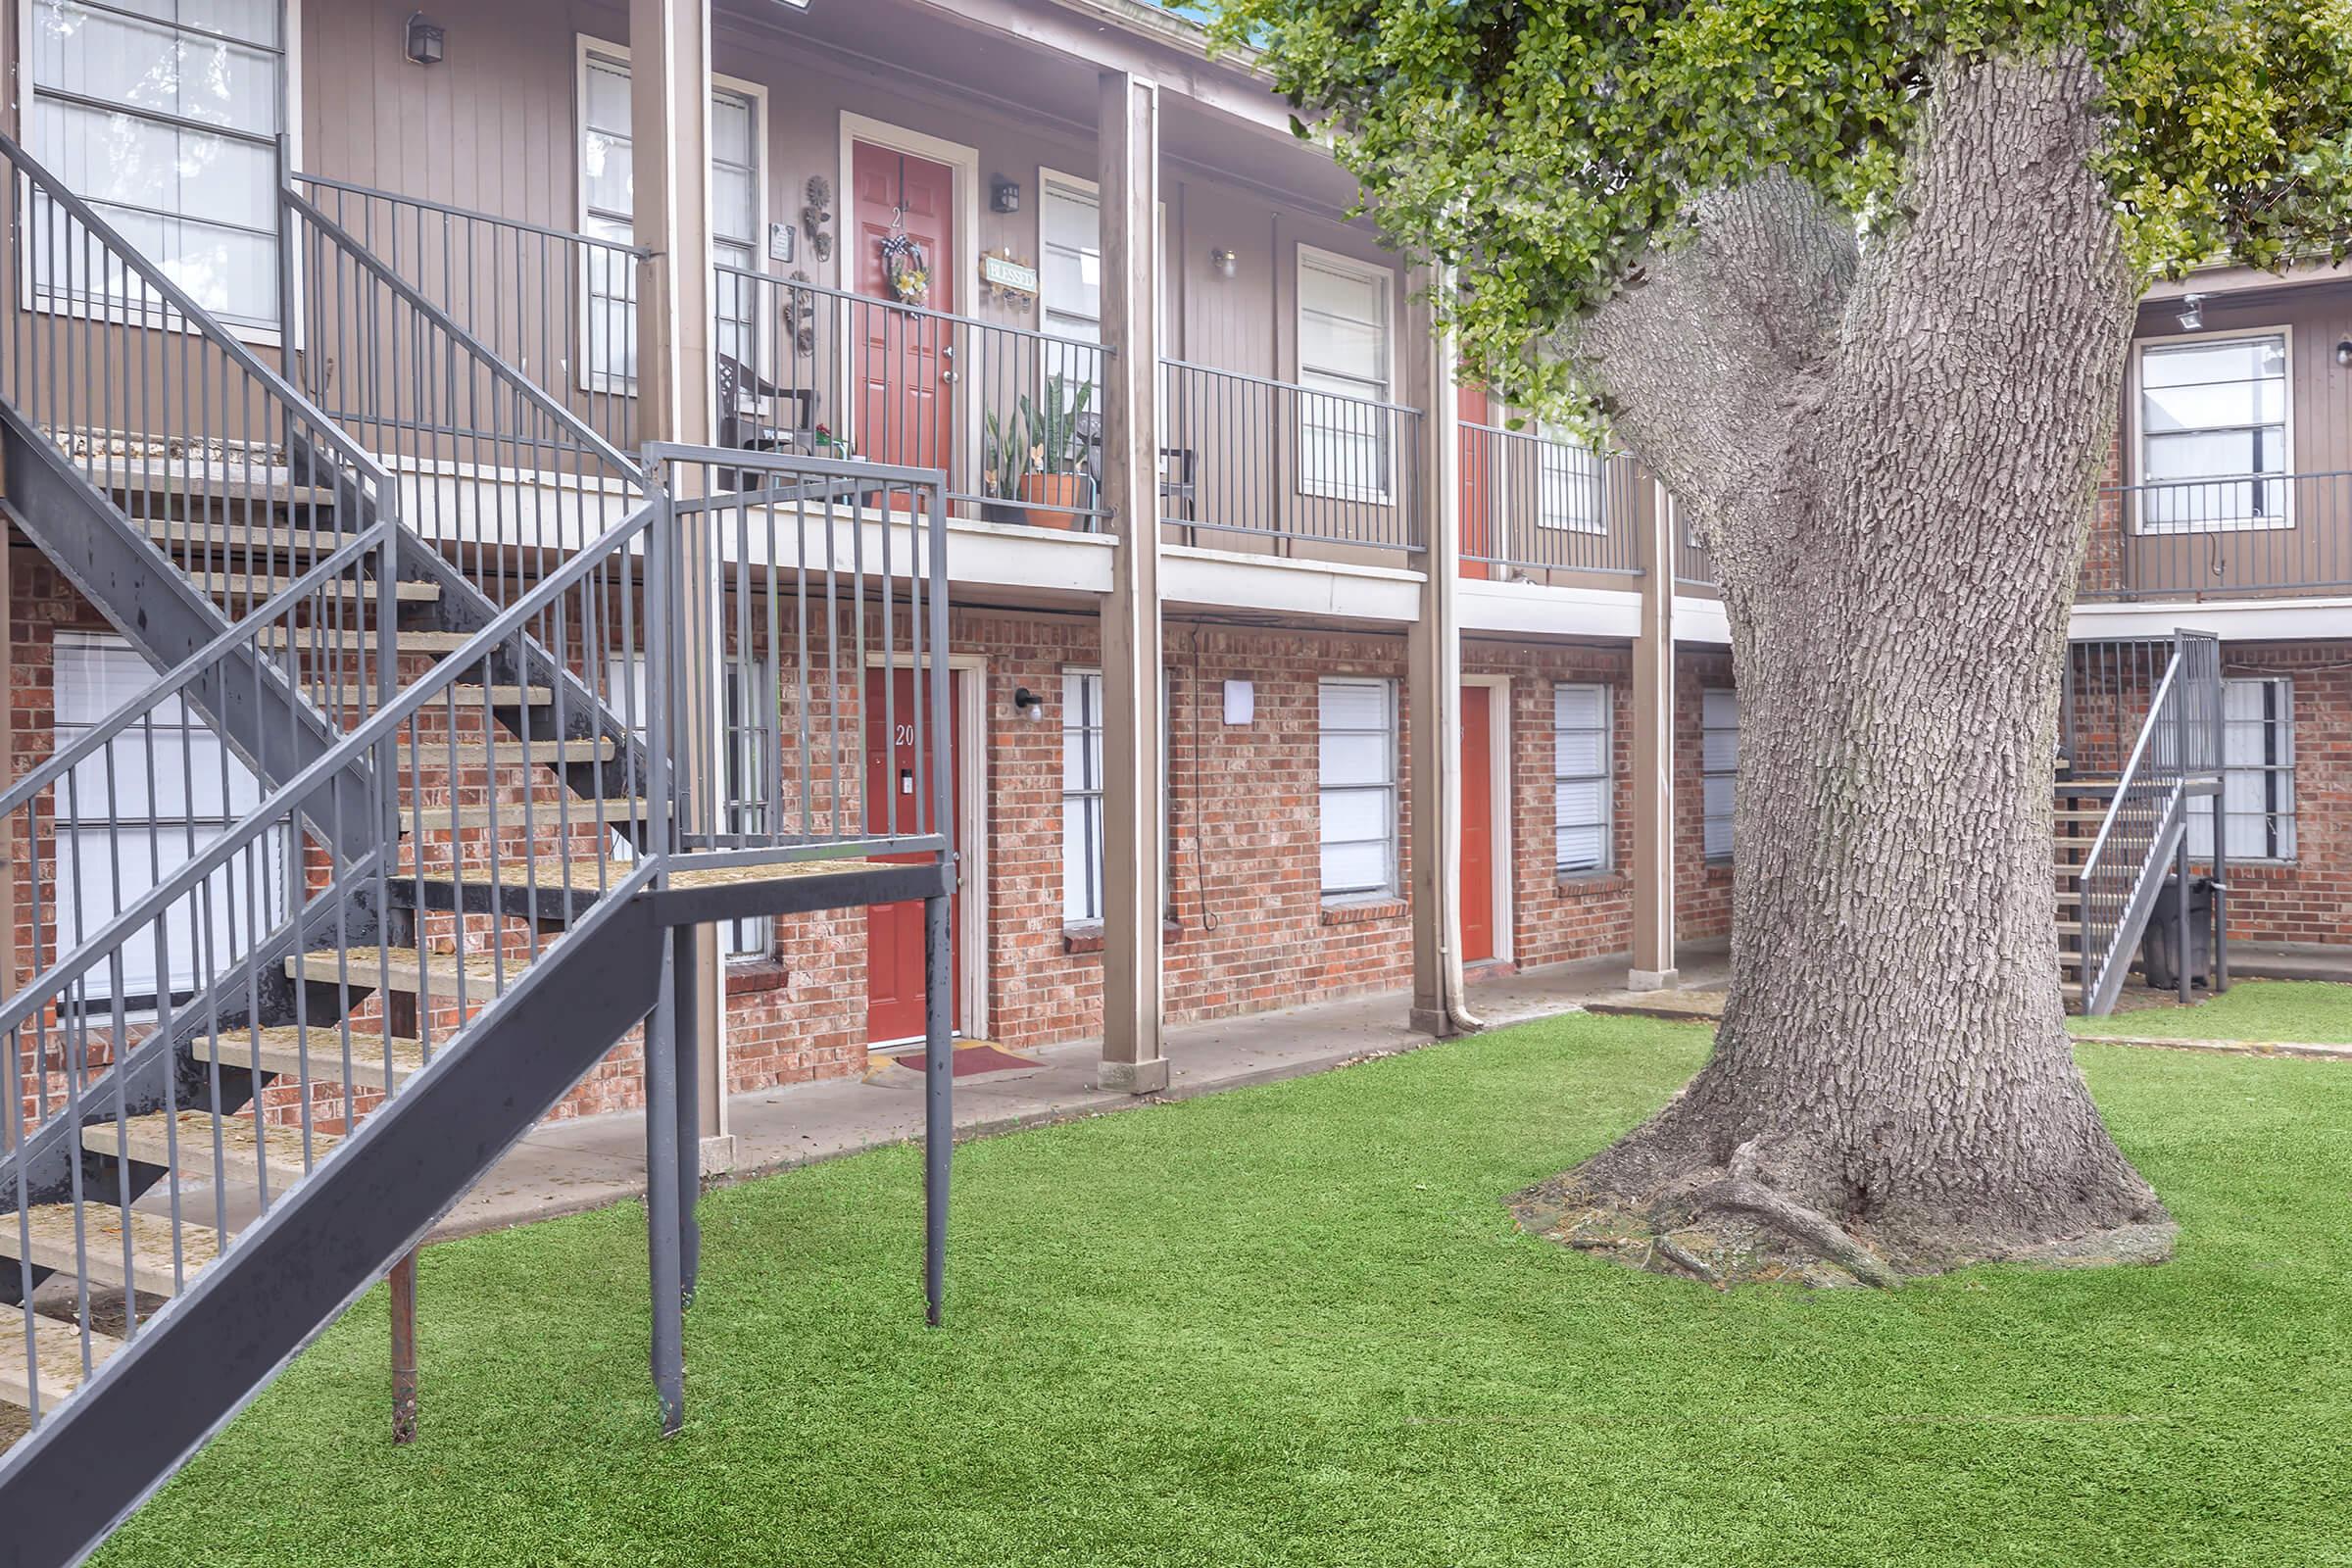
[2082,789,2189,1017]
[0,867,665,1568]
[0,405,384,856]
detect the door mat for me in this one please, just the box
[881,1040,1044,1079]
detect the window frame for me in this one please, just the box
[1552,682,1613,875]
[1294,243,1396,506]
[1700,687,1740,864]
[1534,420,1608,536]
[19,0,300,344]
[1317,674,1399,901]
[2129,325,2295,536]
[1058,665,1172,930]
[574,35,769,396]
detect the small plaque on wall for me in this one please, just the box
[979,248,1040,308]
[768,222,795,263]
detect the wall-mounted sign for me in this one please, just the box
[979,248,1039,311]
[768,222,795,263]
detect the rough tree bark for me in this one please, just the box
[1511,51,2177,1284]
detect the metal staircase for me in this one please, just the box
[2055,631,2227,1015]
[0,137,956,1566]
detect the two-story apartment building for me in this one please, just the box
[0,0,1740,1151]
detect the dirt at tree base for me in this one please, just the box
[1509,1173,2179,1291]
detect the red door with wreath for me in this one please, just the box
[851,142,956,475]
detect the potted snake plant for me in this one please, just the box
[981,404,1029,527]
[1014,374,1094,530]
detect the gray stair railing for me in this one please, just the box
[0,494,672,1566]
[279,176,649,596]
[2073,630,2223,1013]
[0,134,413,1038]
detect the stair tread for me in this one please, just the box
[334,684,553,707]
[188,572,437,603]
[141,519,344,554]
[0,1202,227,1297]
[0,1311,122,1412]
[192,1025,427,1091]
[396,856,627,892]
[98,456,339,509]
[82,1110,336,1188]
[416,738,621,766]
[256,628,478,655]
[286,945,539,995]
[421,797,647,829]
[663,857,892,888]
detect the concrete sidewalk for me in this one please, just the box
[432,943,1731,1241]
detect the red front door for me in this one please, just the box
[851,142,956,474]
[864,667,963,1043]
[1459,685,1495,963]
[1457,383,1493,580]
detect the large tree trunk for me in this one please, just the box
[1515,53,2175,1283]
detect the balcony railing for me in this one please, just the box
[2083,472,2352,601]
[1159,359,1423,553]
[1457,422,1640,576]
[714,265,1111,533]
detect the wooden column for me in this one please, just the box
[1407,274,1467,1036]
[1096,71,1167,1094]
[630,0,730,1161]
[1628,478,1679,990]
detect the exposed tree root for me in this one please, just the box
[1510,1133,2176,1290]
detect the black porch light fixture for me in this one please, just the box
[1012,685,1047,721]
[991,175,1021,215]
[404,12,445,66]
[2336,337,2352,368]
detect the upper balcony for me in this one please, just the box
[2082,472,2352,603]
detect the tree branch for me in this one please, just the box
[1560,172,1858,520]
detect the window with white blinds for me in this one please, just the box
[1537,423,1606,535]
[1553,684,1611,873]
[2189,676,2296,861]
[1319,677,1396,897]
[1061,670,1105,924]
[25,0,286,331]
[1297,247,1394,502]
[579,45,762,387]
[1701,689,1740,861]
[52,632,289,1010]
[2136,332,2290,532]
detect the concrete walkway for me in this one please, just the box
[433,943,1732,1242]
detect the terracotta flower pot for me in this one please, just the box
[1017,470,1087,531]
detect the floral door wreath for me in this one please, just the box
[879,230,930,305]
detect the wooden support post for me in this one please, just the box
[1629,479,1679,990]
[1408,273,1466,1037]
[1096,70,1168,1095]
[630,0,730,1169]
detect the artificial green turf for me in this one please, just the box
[99,1015,2352,1567]
[2070,978,2352,1044]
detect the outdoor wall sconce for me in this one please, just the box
[2175,293,2204,331]
[2337,337,2352,368]
[1210,247,1239,279]
[1012,686,1047,721]
[404,12,445,65]
[991,176,1022,215]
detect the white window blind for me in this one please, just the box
[1553,684,1611,873]
[2188,676,2295,861]
[1701,689,1740,861]
[26,0,285,330]
[1039,175,1102,404]
[1297,249,1393,501]
[1319,677,1396,897]
[1537,423,1605,535]
[580,48,760,385]
[1061,670,1105,924]
[2137,334,2289,532]
[52,633,288,1009]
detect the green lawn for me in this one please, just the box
[103,1015,2351,1567]
[2072,978,2352,1044]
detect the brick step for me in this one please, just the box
[0,1203,226,1298]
